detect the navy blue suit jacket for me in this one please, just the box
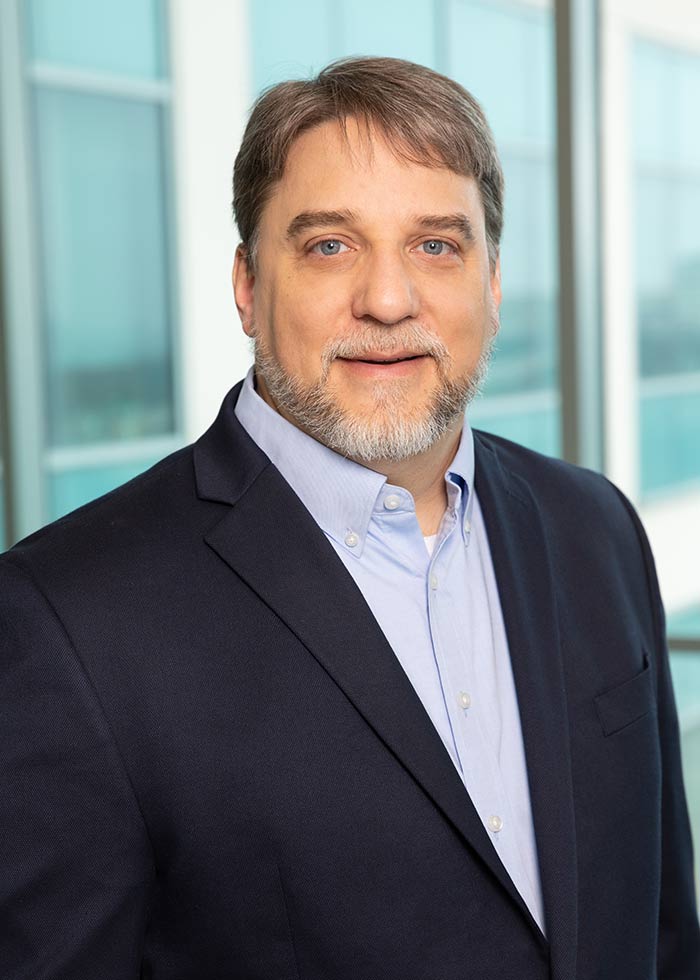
[1,384,699,978]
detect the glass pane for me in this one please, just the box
[486,153,557,396]
[48,458,161,521]
[632,40,700,494]
[32,88,175,447]
[678,54,700,169]
[250,0,437,94]
[669,605,700,640]
[632,39,675,169]
[470,395,559,458]
[339,0,437,69]
[25,0,166,79]
[446,0,559,455]
[636,177,700,379]
[670,652,700,896]
[447,0,553,149]
[640,385,700,493]
[250,0,336,92]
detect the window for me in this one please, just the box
[0,0,181,537]
[632,39,700,496]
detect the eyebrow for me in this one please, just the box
[414,213,475,243]
[286,209,359,239]
[284,209,476,243]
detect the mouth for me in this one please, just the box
[335,352,431,378]
[339,352,428,365]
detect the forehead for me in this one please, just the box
[260,119,484,232]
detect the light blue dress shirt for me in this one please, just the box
[235,368,546,934]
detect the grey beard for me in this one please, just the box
[253,325,494,463]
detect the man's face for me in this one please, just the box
[233,119,501,463]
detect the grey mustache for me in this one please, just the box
[324,330,449,363]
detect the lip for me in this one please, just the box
[338,350,427,364]
[336,353,431,378]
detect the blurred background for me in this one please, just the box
[0,0,698,888]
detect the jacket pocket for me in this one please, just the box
[594,654,654,736]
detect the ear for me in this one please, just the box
[489,255,502,310]
[233,245,256,337]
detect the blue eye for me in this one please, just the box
[313,240,346,256]
[421,240,451,255]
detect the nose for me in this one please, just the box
[351,248,421,325]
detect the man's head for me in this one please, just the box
[232,56,504,464]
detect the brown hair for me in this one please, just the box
[233,56,504,270]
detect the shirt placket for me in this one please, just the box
[427,486,518,857]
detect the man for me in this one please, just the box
[1,56,698,979]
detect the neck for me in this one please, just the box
[253,370,463,536]
[352,421,463,536]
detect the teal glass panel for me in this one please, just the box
[250,0,337,92]
[678,53,700,169]
[470,399,559,458]
[669,652,700,896]
[489,153,557,396]
[25,0,166,78]
[636,176,700,379]
[633,39,700,171]
[250,0,437,94]
[640,387,700,494]
[633,40,700,493]
[446,0,554,149]
[32,88,175,447]
[632,40,676,169]
[669,604,700,640]
[48,458,161,521]
[339,0,437,68]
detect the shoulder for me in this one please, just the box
[473,428,658,605]
[473,428,636,532]
[0,443,221,605]
[473,428,663,643]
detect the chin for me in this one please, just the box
[338,378,434,413]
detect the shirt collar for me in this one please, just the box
[234,367,475,555]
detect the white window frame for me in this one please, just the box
[168,0,253,442]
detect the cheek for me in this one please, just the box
[277,291,346,354]
[437,303,493,367]
[265,308,334,380]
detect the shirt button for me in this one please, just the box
[344,531,359,548]
[458,691,471,709]
[383,494,401,510]
[487,815,503,833]
[464,519,472,534]
[430,574,438,590]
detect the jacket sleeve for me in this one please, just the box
[613,489,700,978]
[0,556,154,979]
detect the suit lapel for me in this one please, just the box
[204,462,546,944]
[475,434,578,980]
[194,394,546,947]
